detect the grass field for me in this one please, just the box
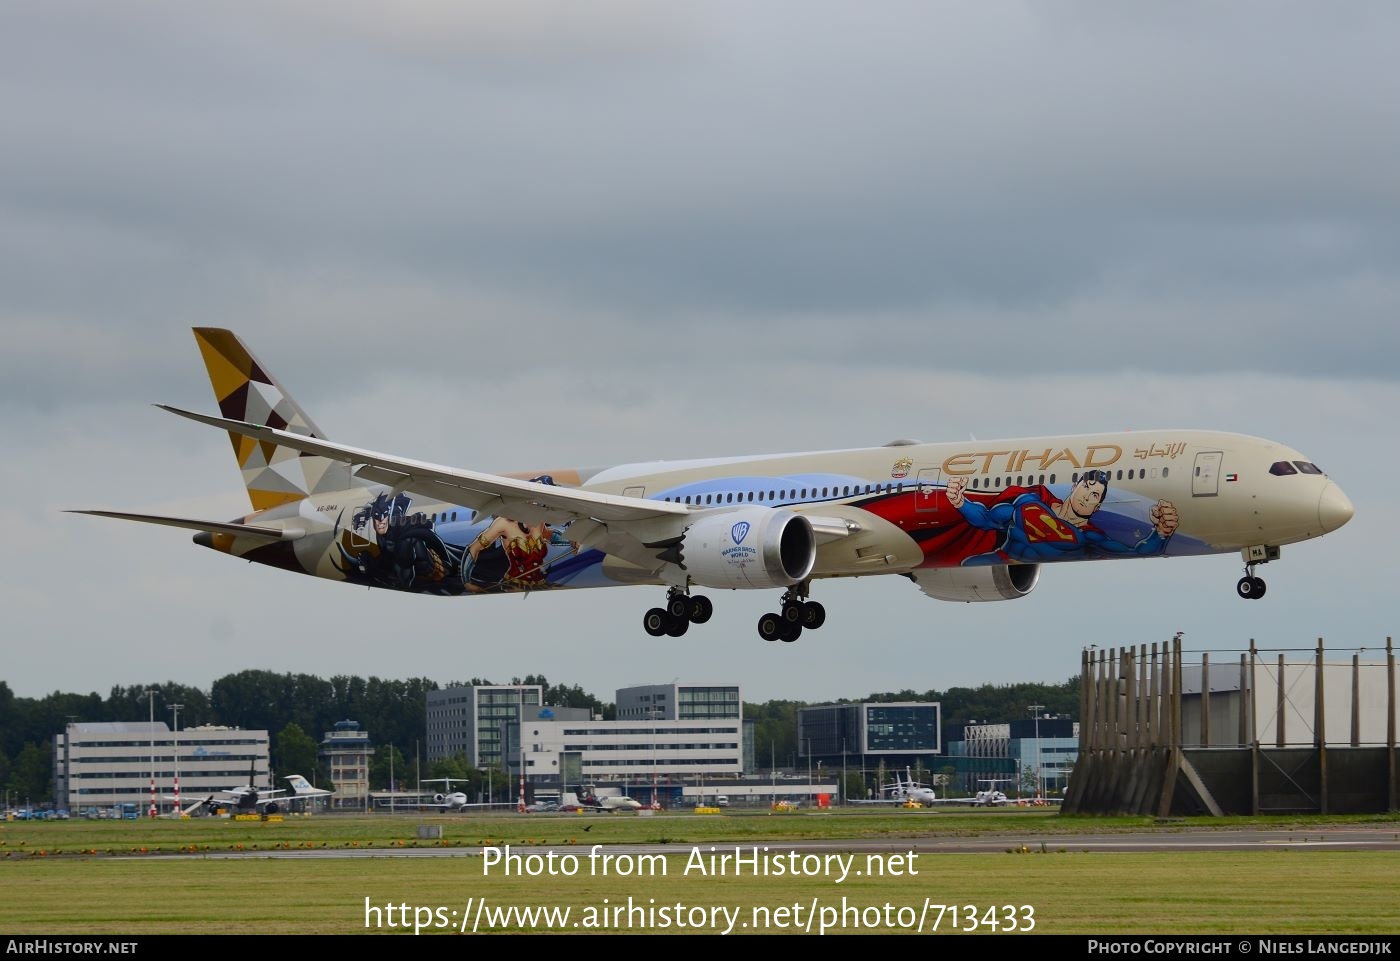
[4,809,1399,935]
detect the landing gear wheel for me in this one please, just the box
[1236,577,1259,599]
[758,613,784,642]
[643,608,668,636]
[665,615,689,637]
[781,599,804,624]
[800,601,826,629]
[688,595,714,624]
[666,594,690,619]
[1237,562,1268,600]
[780,621,803,643]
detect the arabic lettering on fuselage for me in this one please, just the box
[1133,442,1187,461]
[940,445,1123,477]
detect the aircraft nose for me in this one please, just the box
[1318,482,1354,534]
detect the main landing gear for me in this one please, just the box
[643,588,713,638]
[1236,564,1267,600]
[757,588,826,643]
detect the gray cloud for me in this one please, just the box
[1,1,1394,700]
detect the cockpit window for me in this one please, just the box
[1269,461,1298,476]
[1293,461,1323,475]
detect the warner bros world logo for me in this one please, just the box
[723,521,756,564]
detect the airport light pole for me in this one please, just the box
[168,704,183,817]
[516,687,527,814]
[647,705,660,811]
[1028,704,1045,798]
[806,738,812,805]
[841,737,847,807]
[63,716,79,814]
[144,689,158,818]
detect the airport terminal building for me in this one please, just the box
[425,684,544,769]
[54,722,270,815]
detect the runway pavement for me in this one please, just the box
[129,823,1400,860]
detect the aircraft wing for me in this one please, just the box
[158,406,689,526]
[158,406,857,572]
[847,798,911,805]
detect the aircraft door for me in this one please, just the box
[1192,451,1223,497]
[915,468,943,514]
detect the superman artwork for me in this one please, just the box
[858,469,1182,568]
[941,470,1179,566]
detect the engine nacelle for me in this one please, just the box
[264,802,280,815]
[908,564,1040,602]
[678,507,816,589]
[434,794,448,804]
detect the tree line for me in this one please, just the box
[0,671,1076,805]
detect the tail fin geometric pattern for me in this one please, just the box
[192,327,358,511]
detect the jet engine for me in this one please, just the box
[676,507,816,589]
[263,802,280,814]
[907,564,1040,602]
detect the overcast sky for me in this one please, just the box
[3,2,1396,707]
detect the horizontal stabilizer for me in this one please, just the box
[68,510,303,542]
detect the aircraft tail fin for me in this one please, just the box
[191,327,363,511]
[284,775,319,796]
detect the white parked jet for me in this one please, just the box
[849,768,940,807]
[929,779,1015,807]
[75,329,1354,642]
[416,778,495,811]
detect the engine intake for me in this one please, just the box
[908,564,1040,602]
[677,507,816,589]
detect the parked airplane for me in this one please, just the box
[886,768,940,807]
[416,778,495,811]
[169,762,332,815]
[75,329,1354,641]
[576,789,643,812]
[852,767,941,807]
[930,779,1015,807]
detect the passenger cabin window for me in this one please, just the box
[1270,461,1297,476]
[1294,461,1323,475]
